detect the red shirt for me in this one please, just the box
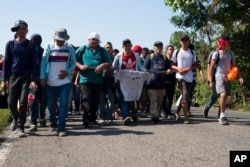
[121,52,136,70]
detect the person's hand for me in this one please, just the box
[95,64,104,74]
[40,79,46,87]
[29,81,37,90]
[239,77,244,85]
[58,70,68,79]
[208,81,214,90]
[166,69,171,74]
[1,81,8,92]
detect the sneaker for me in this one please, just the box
[49,124,56,132]
[160,110,166,118]
[123,117,131,125]
[203,106,209,118]
[152,115,160,124]
[10,119,18,131]
[132,116,138,122]
[29,124,37,132]
[68,111,72,115]
[58,131,68,137]
[140,110,147,118]
[18,129,27,137]
[74,111,81,115]
[99,119,105,124]
[39,118,46,127]
[167,115,172,119]
[219,117,229,125]
[184,118,190,124]
[105,120,112,124]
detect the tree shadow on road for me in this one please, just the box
[67,126,154,136]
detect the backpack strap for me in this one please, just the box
[8,40,14,55]
[175,49,180,66]
[79,45,86,64]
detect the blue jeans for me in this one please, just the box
[205,86,219,109]
[71,84,81,112]
[99,86,116,120]
[47,83,71,131]
[117,82,135,119]
[29,81,47,125]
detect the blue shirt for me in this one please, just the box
[2,39,37,81]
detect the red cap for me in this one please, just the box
[132,44,142,52]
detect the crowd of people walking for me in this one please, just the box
[0,20,244,137]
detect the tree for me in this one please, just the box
[165,0,250,109]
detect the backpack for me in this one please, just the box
[207,50,233,82]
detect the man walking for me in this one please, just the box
[208,34,243,125]
[75,32,112,127]
[1,20,37,137]
[40,28,76,136]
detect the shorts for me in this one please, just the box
[215,78,231,96]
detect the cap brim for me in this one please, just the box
[53,35,70,41]
[11,26,17,32]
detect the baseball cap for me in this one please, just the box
[220,33,232,42]
[122,39,132,45]
[11,20,28,32]
[180,34,190,40]
[154,41,163,46]
[88,32,101,42]
[132,44,142,52]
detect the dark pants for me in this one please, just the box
[81,83,101,123]
[161,81,176,114]
[8,74,31,129]
[177,79,192,104]
[29,81,47,125]
[188,80,196,110]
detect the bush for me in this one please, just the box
[0,109,11,132]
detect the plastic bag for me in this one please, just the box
[176,94,182,107]
[227,66,238,81]
[0,91,8,109]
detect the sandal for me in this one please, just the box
[113,111,119,120]
[174,112,180,121]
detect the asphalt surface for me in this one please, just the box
[0,107,250,167]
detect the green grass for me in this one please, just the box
[0,108,11,132]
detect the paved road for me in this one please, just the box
[0,107,250,167]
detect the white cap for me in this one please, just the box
[88,32,101,42]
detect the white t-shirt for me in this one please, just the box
[47,44,71,86]
[115,70,153,101]
[171,49,197,82]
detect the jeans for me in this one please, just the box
[29,81,47,125]
[8,74,31,129]
[99,78,116,120]
[47,83,71,131]
[205,86,219,109]
[117,83,135,119]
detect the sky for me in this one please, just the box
[0,0,179,54]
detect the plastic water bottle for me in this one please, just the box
[27,88,36,107]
